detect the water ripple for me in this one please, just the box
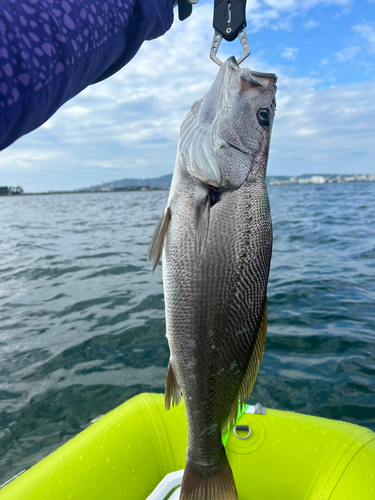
[0,184,374,483]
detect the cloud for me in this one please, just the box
[1,2,374,191]
[281,47,298,60]
[320,57,329,66]
[358,59,374,74]
[269,75,375,175]
[335,46,360,61]
[353,23,375,53]
[246,0,350,31]
[0,5,223,189]
[0,149,62,170]
[304,19,321,30]
[61,106,91,119]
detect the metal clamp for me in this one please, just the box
[234,424,251,440]
[210,29,250,66]
[210,0,250,66]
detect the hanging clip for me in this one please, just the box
[210,0,250,66]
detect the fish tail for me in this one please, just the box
[180,455,237,500]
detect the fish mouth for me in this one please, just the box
[242,69,278,89]
[228,58,277,89]
[216,136,249,155]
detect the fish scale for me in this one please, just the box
[148,57,277,499]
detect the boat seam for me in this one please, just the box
[326,436,375,500]
[136,395,164,487]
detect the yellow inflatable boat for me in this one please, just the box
[1,393,374,499]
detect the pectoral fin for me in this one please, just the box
[196,194,210,265]
[147,207,171,273]
[223,301,268,432]
[165,359,182,410]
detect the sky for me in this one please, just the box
[1,0,375,192]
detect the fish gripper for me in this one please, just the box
[210,0,250,66]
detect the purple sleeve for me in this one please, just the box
[0,0,174,150]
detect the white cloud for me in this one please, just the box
[246,0,350,31]
[335,46,360,61]
[0,149,61,170]
[62,106,91,118]
[83,158,148,170]
[41,120,54,130]
[0,5,222,187]
[281,47,298,60]
[353,23,375,53]
[304,19,321,30]
[1,2,374,191]
[295,127,321,136]
[269,75,375,174]
[358,59,374,74]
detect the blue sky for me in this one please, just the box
[1,0,375,191]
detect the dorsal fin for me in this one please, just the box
[147,207,171,273]
[222,301,268,433]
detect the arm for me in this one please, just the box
[0,0,174,150]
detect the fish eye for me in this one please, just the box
[257,108,270,127]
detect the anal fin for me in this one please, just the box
[223,301,268,432]
[165,359,182,410]
[147,207,171,273]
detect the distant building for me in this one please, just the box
[310,176,326,184]
[269,174,375,186]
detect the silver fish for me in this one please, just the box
[148,57,277,500]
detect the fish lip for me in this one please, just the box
[248,70,278,84]
[227,57,277,89]
[239,68,278,90]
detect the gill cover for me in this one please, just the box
[178,57,277,190]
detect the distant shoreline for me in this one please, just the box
[268,174,375,186]
[0,187,169,196]
[1,174,374,196]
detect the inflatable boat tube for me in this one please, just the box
[1,393,374,499]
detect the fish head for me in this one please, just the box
[213,58,278,184]
[179,57,277,188]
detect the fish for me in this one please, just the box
[148,56,277,500]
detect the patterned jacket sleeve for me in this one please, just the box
[0,0,174,150]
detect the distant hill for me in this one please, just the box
[84,172,374,192]
[86,174,173,191]
[87,174,293,190]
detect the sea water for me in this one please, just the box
[0,182,374,483]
